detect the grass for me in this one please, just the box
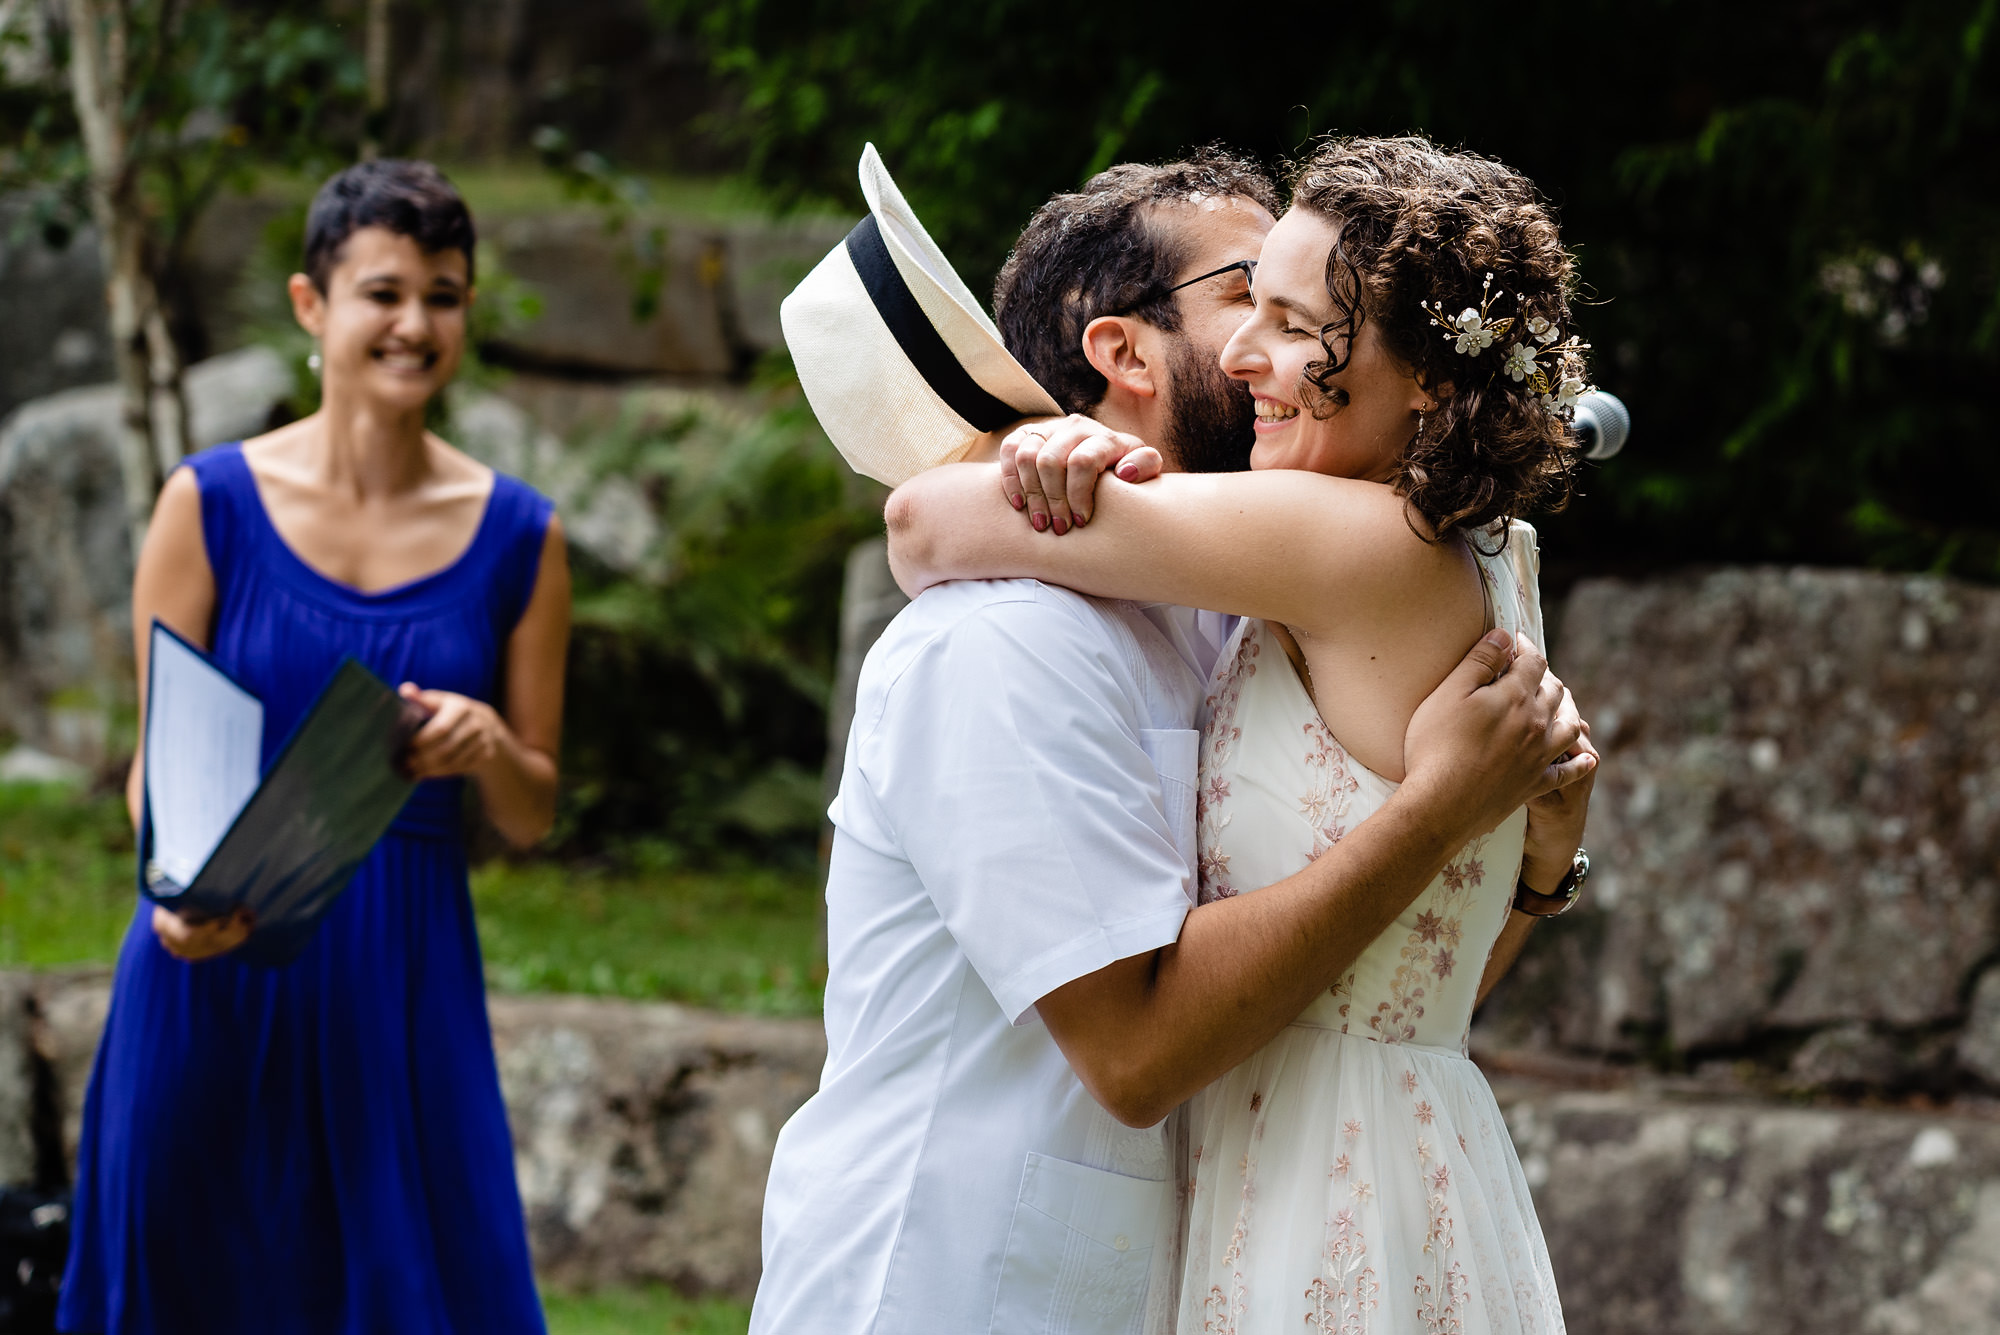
[472,847,824,1016]
[542,1286,749,1335]
[0,782,141,967]
[0,781,824,1017]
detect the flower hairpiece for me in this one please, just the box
[1423,274,1592,415]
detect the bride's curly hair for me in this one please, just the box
[1289,135,1584,541]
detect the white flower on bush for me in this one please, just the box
[1503,342,1539,381]
[1452,308,1495,354]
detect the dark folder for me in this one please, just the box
[139,621,430,965]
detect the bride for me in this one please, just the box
[887,135,1592,1333]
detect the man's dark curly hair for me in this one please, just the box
[1289,135,1584,540]
[994,149,1279,413]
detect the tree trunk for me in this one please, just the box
[63,0,162,558]
[362,0,390,159]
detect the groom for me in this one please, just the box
[753,147,1592,1335]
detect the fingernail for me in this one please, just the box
[1484,629,1512,648]
[1117,465,1138,481]
[1074,513,1087,527]
[1032,512,1048,532]
[1052,516,1069,536]
[1009,495,1024,510]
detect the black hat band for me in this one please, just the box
[844,214,1022,433]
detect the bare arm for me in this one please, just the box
[1039,630,1591,1127]
[1474,716,1597,1006]
[402,516,570,847]
[888,461,1447,639]
[128,468,252,960]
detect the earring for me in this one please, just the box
[307,343,322,376]
[1414,408,1427,444]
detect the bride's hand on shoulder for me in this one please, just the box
[998,414,1162,536]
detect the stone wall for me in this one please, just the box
[1477,568,2000,1096]
[4,970,822,1304]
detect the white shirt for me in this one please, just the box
[752,580,1229,1335]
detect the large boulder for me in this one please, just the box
[4,970,824,1299]
[1479,568,2000,1068]
[0,346,293,759]
[1503,1079,2000,1335]
[0,201,116,426]
[489,994,823,1301]
[483,211,849,377]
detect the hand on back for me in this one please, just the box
[997,415,1165,534]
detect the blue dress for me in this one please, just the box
[59,442,551,1335]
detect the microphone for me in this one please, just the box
[1573,390,1630,461]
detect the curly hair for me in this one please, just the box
[1287,135,1584,541]
[995,149,1279,413]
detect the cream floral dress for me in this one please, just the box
[1177,521,1563,1335]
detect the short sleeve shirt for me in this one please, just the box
[752,580,1222,1335]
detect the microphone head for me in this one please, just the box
[1572,390,1630,461]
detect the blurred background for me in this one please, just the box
[0,2,1995,1332]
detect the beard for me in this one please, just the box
[1159,335,1256,474]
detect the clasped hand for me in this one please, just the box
[997,414,1164,534]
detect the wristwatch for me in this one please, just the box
[1513,848,1589,917]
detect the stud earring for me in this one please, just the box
[307,343,323,376]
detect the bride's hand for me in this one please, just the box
[999,414,1163,535]
[1520,719,1597,892]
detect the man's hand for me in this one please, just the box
[1404,629,1591,836]
[999,414,1164,534]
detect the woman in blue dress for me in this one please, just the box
[59,159,568,1335]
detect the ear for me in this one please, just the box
[1080,315,1160,401]
[288,273,326,338]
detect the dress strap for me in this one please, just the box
[179,442,260,599]
[478,472,556,634]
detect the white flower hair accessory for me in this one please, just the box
[1423,273,1593,417]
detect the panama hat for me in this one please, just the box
[781,144,1063,486]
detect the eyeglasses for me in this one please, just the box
[1167,259,1257,295]
[1105,259,1257,317]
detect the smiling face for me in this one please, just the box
[293,225,469,413]
[1220,208,1431,481]
[1153,194,1274,471]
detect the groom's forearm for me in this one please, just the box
[1039,775,1474,1128]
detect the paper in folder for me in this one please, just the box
[139,621,431,965]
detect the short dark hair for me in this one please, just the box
[303,159,476,293]
[994,150,1279,413]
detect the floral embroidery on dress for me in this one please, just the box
[1414,1162,1469,1335]
[1368,837,1491,1043]
[1306,1207,1379,1334]
[1300,716,1361,857]
[1196,627,1260,904]
[1202,1082,1271,1334]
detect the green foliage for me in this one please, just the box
[665,0,2000,580]
[553,366,883,857]
[0,0,366,260]
[542,1285,749,1335]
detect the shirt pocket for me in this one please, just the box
[989,1153,1170,1335]
[1139,727,1198,884]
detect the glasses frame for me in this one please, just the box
[1105,259,1257,318]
